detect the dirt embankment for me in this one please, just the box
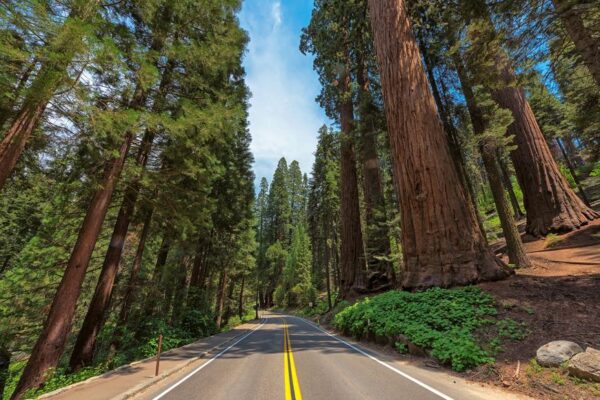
[473,219,600,400]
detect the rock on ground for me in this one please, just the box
[536,340,583,367]
[568,347,600,383]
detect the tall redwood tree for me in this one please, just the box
[367,0,510,288]
[339,73,366,296]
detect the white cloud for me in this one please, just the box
[271,2,282,28]
[239,0,329,187]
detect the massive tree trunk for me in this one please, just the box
[367,0,510,289]
[491,64,598,235]
[552,0,600,87]
[422,47,487,241]
[11,133,132,399]
[356,61,392,279]
[455,58,531,268]
[0,3,98,191]
[339,72,366,297]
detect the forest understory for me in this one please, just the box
[305,212,600,400]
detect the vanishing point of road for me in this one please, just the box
[137,313,525,400]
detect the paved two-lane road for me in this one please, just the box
[138,314,527,400]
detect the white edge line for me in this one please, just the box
[289,316,455,400]
[151,320,266,400]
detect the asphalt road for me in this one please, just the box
[138,314,524,400]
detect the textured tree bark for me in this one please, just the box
[339,73,366,297]
[498,155,524,220]
[356,62,393,278]
[553,0,600,87]
[215,270,228,329]
[491,64,598,235]
[0,102,47,189]
[481,147,532,267]
[368,0,510,288]
[424,49,487,241]
[69,130,156,371]
[11,133,132,399]
[455,56,531,267]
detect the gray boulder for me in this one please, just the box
[568,347,600,382]
[536,340,583,367]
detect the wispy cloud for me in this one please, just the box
[239,0,329,186]
[271,1,282,28]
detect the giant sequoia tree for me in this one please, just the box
[301,0,371,296]
[461,1,598,236]
[367,0,510,288]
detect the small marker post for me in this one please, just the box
[155,334,163,376]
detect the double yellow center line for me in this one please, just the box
[283,320,303,400]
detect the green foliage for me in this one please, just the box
[2,361,106,400]
[589,162,600,178]
[333,287,528,371]
[558,164,576,189]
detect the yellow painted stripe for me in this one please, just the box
[284,321,292,400]
[286,324,303,400]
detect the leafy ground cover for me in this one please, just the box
[332,287,528,371]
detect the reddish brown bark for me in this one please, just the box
[111,206,153,351]
[356,61,393,279]
[11,133,132,399]
[423,47,487,241]
[68,128,156,371]
[339,73,366,297]
[553,0,600,87]
[0,103,47,189]
[455,58,531,268]
[367,0,510,288]
[492,65,598,236]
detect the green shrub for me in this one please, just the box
[559,163,577,188]
[333,287,526,371]
[589,161,600,177]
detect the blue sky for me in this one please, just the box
[238,0,330,186]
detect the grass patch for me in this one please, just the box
[545,233,563,248]
[332,287,528,372]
